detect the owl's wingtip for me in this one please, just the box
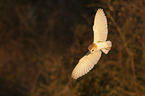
[98,8,103,10]
[97,8,104,13]
[71,74,78,80]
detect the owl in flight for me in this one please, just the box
[72,9,112,79]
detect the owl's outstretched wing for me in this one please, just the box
[93,9,108,43]
[72,51,102,79]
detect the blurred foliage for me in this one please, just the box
[0,0,145,96]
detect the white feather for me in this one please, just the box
[100,41,112,54]
[101,49,110,54]
[93,9,108,43]
[72,51,102,79]
[97,41,112,49]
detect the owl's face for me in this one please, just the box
[88,43,98,53]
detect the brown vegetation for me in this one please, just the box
[0,0,145,96]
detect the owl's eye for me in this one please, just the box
[92,49,94,52]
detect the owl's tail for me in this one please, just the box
[101,41,112,54]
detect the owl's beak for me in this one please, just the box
[86,51,91,56]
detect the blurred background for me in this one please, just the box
[0,0,145,96]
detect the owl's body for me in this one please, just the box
[72,9,112,79]
[89,41,111,53]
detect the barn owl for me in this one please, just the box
[71,9,112,79]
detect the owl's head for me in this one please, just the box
[88,43,98,53]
